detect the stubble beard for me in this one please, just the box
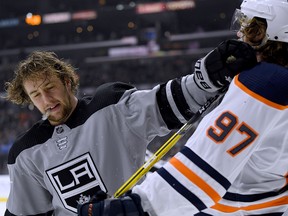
[48,97,74,125]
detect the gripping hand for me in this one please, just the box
[77,191,147,216]
[194,39,257,92]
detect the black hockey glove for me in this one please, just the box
[77,191,148,216]
[194,39,257,92]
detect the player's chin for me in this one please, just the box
[49,106,72,125]
[48,113,66,125]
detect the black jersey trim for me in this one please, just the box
[65,82,134,128]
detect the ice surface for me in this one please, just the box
[0,175,9,215]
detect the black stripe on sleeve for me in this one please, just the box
[156,82,183,129]
[181,146,231,190]
[170,78,194,121]
[157,168,207,211]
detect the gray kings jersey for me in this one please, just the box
[6,79,219,215]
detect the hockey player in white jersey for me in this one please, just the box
[78,0,288,215]
[4,31,256,216]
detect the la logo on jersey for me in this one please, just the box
[46,153,107,213]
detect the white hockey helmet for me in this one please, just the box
[232,0,288,43]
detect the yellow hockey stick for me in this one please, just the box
[114,94,221,198]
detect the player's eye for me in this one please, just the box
[32,93,40,98]
[46,85,54,90]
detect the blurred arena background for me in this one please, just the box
[0,0,241,213]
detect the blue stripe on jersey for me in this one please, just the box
[248,213,284,216]
[181,146,231,190]
[194,212,213,216]
[193,211,284,215]
[223,184,288,202]
[238,62,288,106]
[157,168,207,211]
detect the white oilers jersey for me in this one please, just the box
[5,77,218,216]
[134,62,288,216]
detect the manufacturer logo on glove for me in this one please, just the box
[194,59,213,90]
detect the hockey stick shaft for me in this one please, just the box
[114,94,221,198]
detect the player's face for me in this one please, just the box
[232,11,268,50]
[24,74,78,126]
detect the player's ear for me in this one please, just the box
[64,78,72,90]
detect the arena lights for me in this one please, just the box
[43,12,71,24]
[0,18,19,28]
[136,0,195,14]
[136,3,165,14]
[25,13,41,26]
[72,10,97,20]
[166,0,195,11]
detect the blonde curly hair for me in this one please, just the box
[5,51,79,105]
[243,17,288,67]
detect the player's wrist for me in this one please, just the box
[193,56,223,93]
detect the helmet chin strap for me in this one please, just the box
[238,33,269,51]
[251,34,269,50]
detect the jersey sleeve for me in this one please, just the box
[6,163,54,215]
[116,75,219,143]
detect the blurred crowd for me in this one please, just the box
[78,56,194,87]
[0,100,40,174]
[0,52,194,92]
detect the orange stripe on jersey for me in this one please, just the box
[170,157,222,203]
[211,196,288,213]
[234,75,288,110]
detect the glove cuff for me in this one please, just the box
[193,56,222,93]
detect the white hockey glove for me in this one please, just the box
[194,39,257,92]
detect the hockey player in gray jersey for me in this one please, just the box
[4,39,256,215]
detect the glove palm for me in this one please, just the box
[194,39,257,92]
